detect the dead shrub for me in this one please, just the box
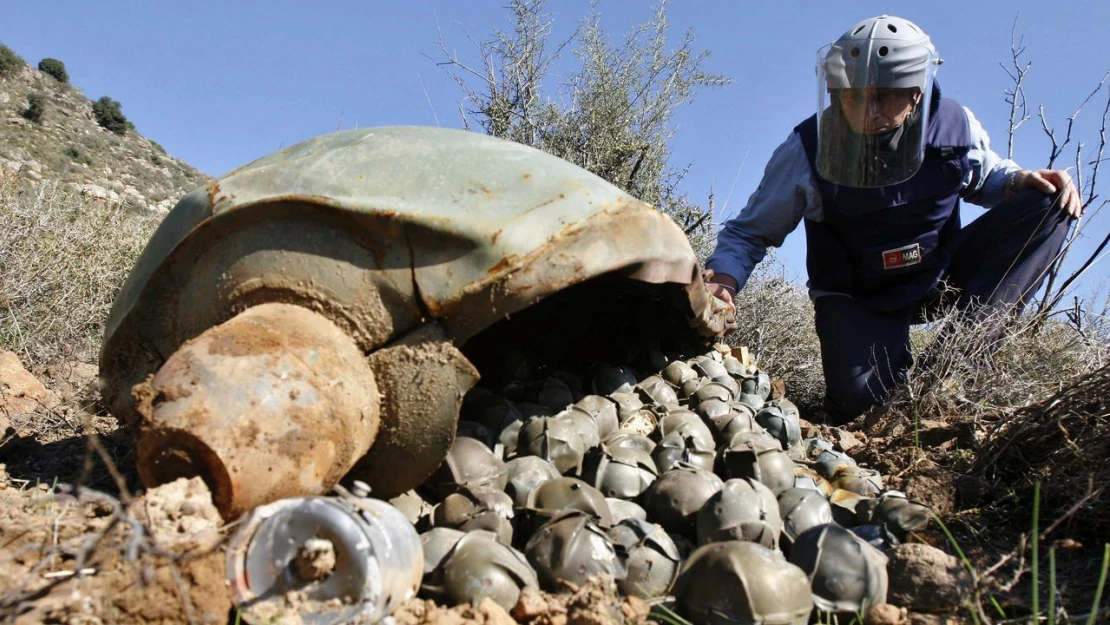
[898,295,1107,415]
[0,173,161,364]
[867,293,1108,535]
[975,363,1110,541]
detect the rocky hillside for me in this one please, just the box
[0,46,208,212]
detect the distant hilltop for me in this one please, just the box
[0,43,208,213]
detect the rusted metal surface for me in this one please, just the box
[133,303,380,519]
[347,323,479,499]
[100,204,420,430]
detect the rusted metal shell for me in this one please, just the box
[102,126,734,518]
[133,303,379,519]
[102,126,731,430]
[348,323,479,499]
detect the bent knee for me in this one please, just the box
[822,370,895,424]
[824,385,885,424]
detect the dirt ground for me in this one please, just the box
[843,408,1110,623]
[0,355,653,625]
[2,353,1106,624]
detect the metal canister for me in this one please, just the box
[227,495,423,625]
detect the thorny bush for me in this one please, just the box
[0,173,161,365]
[900,298,1108,416]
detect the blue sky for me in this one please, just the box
[4,1,1109,303]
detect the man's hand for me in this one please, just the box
[703,269,739,337]
[1014,169,1083,219]
[705,270,739,307]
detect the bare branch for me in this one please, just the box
[1002,15,1031,159]
[430,0,728,257]
[1037,70,1108,169]
[1036,143,1085,315]
[1041,77,1110,313]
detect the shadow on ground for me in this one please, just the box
[0,427,138,496]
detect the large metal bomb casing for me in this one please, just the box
[100,126,734,516]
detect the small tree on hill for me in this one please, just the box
[92,96,129,135]
[435,0,729,258]
[22,93,45,123]
[0,44,25,77]
[37,58,68,83]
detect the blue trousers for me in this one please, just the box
[815,190,1071,424]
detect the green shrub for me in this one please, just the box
[37,58,68,83]
[92,96,129,135]
[64,146,91,166]
[0,44,25,77]
[22,93,45,123]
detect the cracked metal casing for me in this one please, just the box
[101,126,733,515]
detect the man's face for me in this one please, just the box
[837,88,921,134]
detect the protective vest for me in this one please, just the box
[795,86,972,312]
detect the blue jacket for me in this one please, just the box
[795,90,972,311]
[705,89,1020,303]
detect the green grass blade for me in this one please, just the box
[1032,481,1041,620]
[932,512,981,623]
[932,513,974,575]
[1048,546,1056,625]
[650,603,693,625]
[1087,543,1110,625]
[989,595,1007,619]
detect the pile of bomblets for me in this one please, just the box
[400,343,932,624]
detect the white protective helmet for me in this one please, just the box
[816,16,943,188]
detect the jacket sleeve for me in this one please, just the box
[961,106,1021,208]
[706,132,820,290]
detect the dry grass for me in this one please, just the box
[900,300,1108,417]
[975,362,1110,537]
[716,256,1108,424]
[0,172,161,365]
[729,254,824,412]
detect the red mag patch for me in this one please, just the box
[881,243,922,270]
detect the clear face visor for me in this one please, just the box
[815,42,939,188]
